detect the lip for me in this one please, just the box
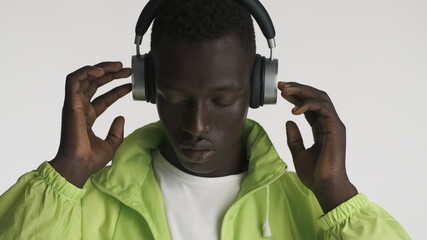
[179,139,215,163]
[181,149,215,163]
[180,139,215,151]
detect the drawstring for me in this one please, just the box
[262,185,272,237]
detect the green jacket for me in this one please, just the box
[0,119,410,239]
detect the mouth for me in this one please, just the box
[179,139,216,163]
[181,149,216,163]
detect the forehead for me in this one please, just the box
[152,34,252,92]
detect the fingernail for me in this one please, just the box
[96,67,105,71]
[292,106,299,112]
[285,83,292,88]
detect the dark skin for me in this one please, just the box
[49,62,132,188]
[49,33,357,213]
[278,82,358,212]
[152,34,252,177]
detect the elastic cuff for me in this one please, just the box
[317,193,370,231]
[37,161,86,201]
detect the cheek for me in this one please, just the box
[214,104,247,125]
[210,101,249,144]
[156,99,181,135]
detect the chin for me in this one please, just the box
[179,158,222,176]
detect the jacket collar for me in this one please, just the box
[238,119,287,198]
[91,118,287,238]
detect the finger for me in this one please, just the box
[86,68,132,100]
[96,68,132,87]
[277,81,288,90]
[83,95,97,128]
[280,90,302,106]
[285,121,306,157]
[278,81,301,106]
[105,116,125,151]
[94,61,124,73]
[91,83,132,117]
[286,121,316,188]
[69,66,106,81]
[292,99,337,119]
[66,66,106,95]
[279,81,329,101]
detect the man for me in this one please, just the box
[0,0,409,239]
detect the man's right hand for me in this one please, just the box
[49,61,132,188]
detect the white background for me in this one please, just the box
[0,0,426,238]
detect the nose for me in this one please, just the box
[182,100,212,137]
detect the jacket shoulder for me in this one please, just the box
[277,171,311,195]
[273,170,322,211]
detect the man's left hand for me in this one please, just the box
[278,81,358,213]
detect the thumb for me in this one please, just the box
[105,116,125,150]
[285,121,306,158]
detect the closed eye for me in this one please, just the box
[158,91,190,105]
[210,98,237,107]
[165,98,191,105]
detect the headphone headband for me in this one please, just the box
[134,0,276,49]
[131,0,278,108]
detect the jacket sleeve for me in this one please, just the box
[317,193,410,239]
[0,161,86,240]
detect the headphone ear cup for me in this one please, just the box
[250,54,264,109]
[263,57,278,105]
[131,54,147,101]
[145,52,156,104]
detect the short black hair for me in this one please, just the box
[150,0,256,55]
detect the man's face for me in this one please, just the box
[153,33,253,176]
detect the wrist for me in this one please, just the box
[49,155,92,188]
[313,179,358,214]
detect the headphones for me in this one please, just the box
[132,0,278,109]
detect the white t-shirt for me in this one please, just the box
[152,148,247,240]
